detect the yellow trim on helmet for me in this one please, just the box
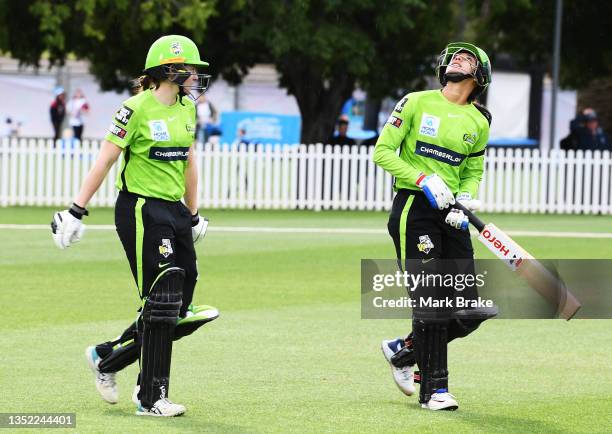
[160,56,187,64]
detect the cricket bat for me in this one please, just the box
[453,202,581,320]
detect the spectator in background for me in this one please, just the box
[2,117,13,137]
[67,88,90,141]
[50,86,66,142]
[236,127,250,145]
[562,108,610,151]
[577,110,610,151]
[196,94,221,143]
[328,114,356,146]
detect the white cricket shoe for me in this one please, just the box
[381,338,416,396]
[85,346,119,404]
[136,398,186,417]
[421,390,458,411]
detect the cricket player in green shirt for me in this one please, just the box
[375,42,495,411]
[51,35,218,417]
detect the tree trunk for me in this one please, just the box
[577,77,612,133]
[280,65,355,144]
[528,65,544,141]
[363,96,382,132]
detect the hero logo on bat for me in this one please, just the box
[479,227,524,270]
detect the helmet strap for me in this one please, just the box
[444,72,473,83]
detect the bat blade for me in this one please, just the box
[477,223,581,320]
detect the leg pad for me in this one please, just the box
[139,267,184,408]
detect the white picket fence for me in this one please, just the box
[1,137,611,213]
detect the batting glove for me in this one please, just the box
[416,173,455,210]
[456,192,481,212]
[51,203,88,249]
[191,213,209,245]
[445,208,469,230]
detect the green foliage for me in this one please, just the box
[468,0,612,88]
[240,0,453,97]
[0,0,454,141]
[0,0,216,90]
[227,0,454,141]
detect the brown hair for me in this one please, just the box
[130,74,162,95]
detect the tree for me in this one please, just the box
[467,0,612,129]
[232,0,453,143]
[0,0,453,142]
[0,0,217,89]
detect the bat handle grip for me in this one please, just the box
[452,201,486,232]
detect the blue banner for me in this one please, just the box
[219,111,301,145]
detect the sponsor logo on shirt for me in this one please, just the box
[419,113,440,137]
[386,115,403,128]
[149,146,190,161]
[114,106,134,126]
[149,120,171,141]
[415,141,466,166]
[108,123,127,139]
[394,97,408,113]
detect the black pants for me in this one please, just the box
[72,125,83,141]
[52,122,62,142]
[388,189,482,339]
[114,191,197,310]
[387,189,473,266]
[94,192,197,368]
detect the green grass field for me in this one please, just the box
[1,207,611,433]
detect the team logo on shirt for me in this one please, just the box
[417,235,435,254]
[419,113,440,137]
[463,133,477,145]
[108,123,127,139]
[394,97,408,113]
[149,120,171,141]
[186,123,196,138]
[387,115,403,128]
[159,238,174,258]
[114,106,134,126]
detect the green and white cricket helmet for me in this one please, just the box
[144,35,209,71]
[436,41,492,89]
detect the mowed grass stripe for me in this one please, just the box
[3,223,612,239]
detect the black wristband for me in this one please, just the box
[191,212,199,227]
[69,203,89,220]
